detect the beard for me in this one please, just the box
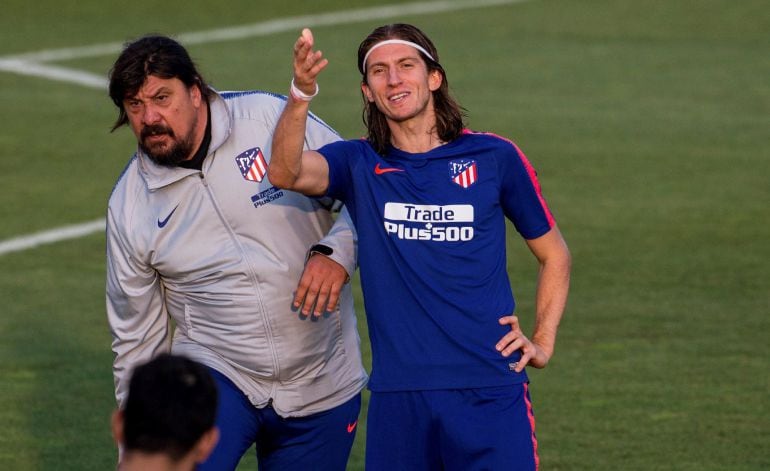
[139,123,196,167]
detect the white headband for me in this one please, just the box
[362,39,436,73]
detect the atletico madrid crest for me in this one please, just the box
[235,147,268,182]
[449,159,478,188]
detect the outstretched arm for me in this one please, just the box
[496,225,571,372]
[268,28,331,196]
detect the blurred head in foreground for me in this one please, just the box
[111,354,219,471]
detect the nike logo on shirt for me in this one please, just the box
[374,163,405,175]
[157,205,178,228]
[347,420,358,433]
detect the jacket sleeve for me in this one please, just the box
[315,205,357,278]
[303,108,343,150]
[105,205,171,408]
[300,104,357,277]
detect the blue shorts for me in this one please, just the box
[366,383,539,471]
[198,368,361,471]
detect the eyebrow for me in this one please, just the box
[126,86,174,101]
[368,54,422,70]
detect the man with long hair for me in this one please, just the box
[269,24,571,469]
[106,35,367,470]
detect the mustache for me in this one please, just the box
[140,124,174,140]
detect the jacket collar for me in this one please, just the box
[137,89,232,190]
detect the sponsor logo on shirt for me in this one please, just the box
[383,202,475,241]
[236,147,268,182]
[251,187,284,208]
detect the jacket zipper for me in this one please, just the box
[198,172,282,386]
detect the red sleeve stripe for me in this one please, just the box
[462,129,555,228]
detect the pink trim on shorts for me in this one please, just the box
[523,383,540,470]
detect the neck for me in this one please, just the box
[388,115,443,154]
[179,102,212,170]
[186,100,210,161]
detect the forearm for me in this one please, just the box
[268,94,311,189]
[530,250,571,359]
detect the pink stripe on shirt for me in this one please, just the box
[463,129,555,230]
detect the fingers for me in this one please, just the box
[324,281,342,313]
[292,28,328,94]
[516,347,534,373]
[496,315,535,372]
[294,270,326,317]
[301,27,313,44]
[495,331,521,356]
[293,271,313,311]
[495,315,520,353]
[293,254,347,317]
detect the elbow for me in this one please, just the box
[267,166,295,190]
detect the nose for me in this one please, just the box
[387,68,402,86]
[141,104,161,125]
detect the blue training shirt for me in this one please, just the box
[319,130,555,392]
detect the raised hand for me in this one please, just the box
[292,28,328,98]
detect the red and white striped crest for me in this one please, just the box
[235,147,268,182]
[449,159,478,189]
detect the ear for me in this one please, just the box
[428,69,442,92]
[361,82,375,103]
[193,427,220,464]
[190,84,203,108]
[110,410,125,446]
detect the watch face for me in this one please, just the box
[311,244,333,256]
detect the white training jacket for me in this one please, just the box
[106,90,367,417]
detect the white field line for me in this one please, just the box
[1,0,528,64]
[0,219,105,256]
[0,0,530,256]
[0,58,107,89]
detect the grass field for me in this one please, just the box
[1,0,768,469]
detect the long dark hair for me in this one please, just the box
[108,35,211,131]
[357,24,465,154]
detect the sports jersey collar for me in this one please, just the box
[383,133,468,162]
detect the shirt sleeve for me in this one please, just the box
[105,205,171,408]
[314,205,357,277]
[317,140,360,203]
[498,141,555,240]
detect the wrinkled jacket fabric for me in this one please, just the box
[106,90,366,417]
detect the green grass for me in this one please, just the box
[1,0,768,469]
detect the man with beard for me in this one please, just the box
[105,35,367,471]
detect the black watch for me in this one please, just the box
[308,244,333,257]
